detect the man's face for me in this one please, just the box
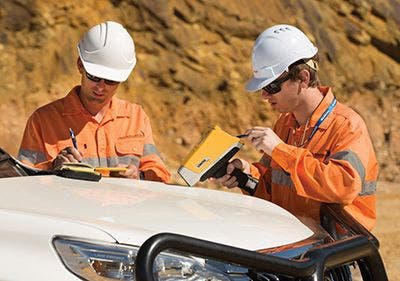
[80,71,120,106]
[260,74,301,113]
[77,59,120,110]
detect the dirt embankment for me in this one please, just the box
[0,0,399,181]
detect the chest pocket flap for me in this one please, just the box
[116,135,144,156]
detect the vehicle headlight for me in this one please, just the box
[53,236,244,280]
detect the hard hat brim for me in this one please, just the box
[81,59,134,82]
[245,76,275,92]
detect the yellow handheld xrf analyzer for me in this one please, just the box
[178,125,258,194]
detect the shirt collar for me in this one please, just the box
[104,96,131,122]
[62,86,88,116]
[284,113,297,129]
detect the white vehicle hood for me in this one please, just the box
[0,175,313,250]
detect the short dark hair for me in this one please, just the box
[288,55,320,87]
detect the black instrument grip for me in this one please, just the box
[214,162,258,195]
[231,168,258,195]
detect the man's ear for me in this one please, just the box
[77,58,84,74]
[298,69,310,87]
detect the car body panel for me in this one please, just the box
[0,175,315,280]
[0,210,115,280]
[0,176,313,250]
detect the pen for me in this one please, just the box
[69,128,78,149]
[236,133,249,138]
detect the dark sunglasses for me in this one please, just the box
[85,72,120,86]
[262,74,291,95]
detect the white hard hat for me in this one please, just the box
[246,24,318,92]
[77,21,136,82]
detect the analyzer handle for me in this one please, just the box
[214,162,258,195]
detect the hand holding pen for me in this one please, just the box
[237,127,283,156]
[52,128,83,169]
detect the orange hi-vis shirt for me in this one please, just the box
[250,86,378,230]
[18,86,170,183]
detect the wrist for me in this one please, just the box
[239,159,251,174]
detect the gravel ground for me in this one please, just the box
[373,181,400,281]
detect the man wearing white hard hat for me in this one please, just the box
[215,24,378,230]
[18,21,170,182]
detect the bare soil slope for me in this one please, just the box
[0,0,399,181]
[374,181,400,281]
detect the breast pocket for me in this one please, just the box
[115,135,144,157]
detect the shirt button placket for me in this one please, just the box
[96,126,107,167]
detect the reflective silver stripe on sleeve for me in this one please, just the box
[17,149,46,164]
[82,143,160,167]
[143,143,161,157]
[82,157,100,167]
[269,150,377,196]
[271,169,294,189]
[328,150,377,196]
[115,156,140,167]
[360,181,377,196]
[259,155,271,167]
[82,156,140,168]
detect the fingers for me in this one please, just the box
[53,147,82,168]
[224,176,239,188]
[214,173,230,184]
[233,158,251,174]
[53,154,69,168]
[230,159,243,169]
[213,159,244,189]
[61,147,82,162]
[214,173,239,188]
[252,137,266,154]
[226,162,236,175]
[241,127,268,145]
[118,164,139,179]
[248,128,268,141]
[74,149,83,161]
[243,127,281,155]
[60,150,78,162]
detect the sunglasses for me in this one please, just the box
[85,72,120,86]
[262,74,291,94]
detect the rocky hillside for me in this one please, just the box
[0,0,399,183]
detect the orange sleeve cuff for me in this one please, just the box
[139,155,171,183]
[249,163,261,178]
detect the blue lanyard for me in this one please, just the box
[303,97,337,146]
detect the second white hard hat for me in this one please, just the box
[246,24,318,92]
[77,21,136,82]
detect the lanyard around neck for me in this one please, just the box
[297,97,337,147]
